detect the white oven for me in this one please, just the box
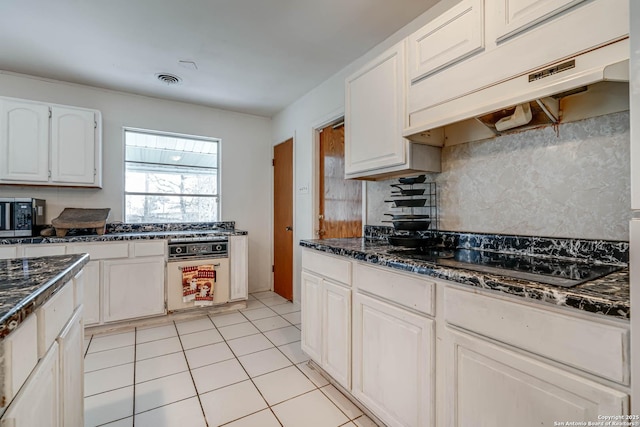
[166,238,230,311]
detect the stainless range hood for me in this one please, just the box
[405,39,630,146]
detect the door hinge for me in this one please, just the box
[272,159,275,166]
[48,108,52,118]
[94,121,97,129]
[272,265,274,273]
[48,170,51,178]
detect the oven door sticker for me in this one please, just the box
[182,265,216,306]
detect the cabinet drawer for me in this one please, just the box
[133,240,165,257]
[36,282,74,358]
[444,286,629,384]
[0,246,18,260]
[302,249,351,285]
[2,314,38,407]
[68,242,129,259]
[22,244,66,258]
[354,263,434,316]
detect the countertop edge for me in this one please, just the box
[300,240,630,321]
[0,253,90,338]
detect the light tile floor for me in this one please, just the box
[84,291,379,427]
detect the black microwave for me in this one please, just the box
[0,198,46,237]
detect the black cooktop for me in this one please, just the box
[388,248,622,288]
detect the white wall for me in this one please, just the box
[271,0,459,303]
[0,71,272,292]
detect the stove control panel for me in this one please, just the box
[168,240,228,259]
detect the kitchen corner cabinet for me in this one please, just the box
[0,96,102,188]
[229,235,249,301]
[68,240,166,326]
[301,250,352,389]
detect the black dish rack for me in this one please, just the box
[383,175,438,248]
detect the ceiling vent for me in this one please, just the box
[156,73,181,85]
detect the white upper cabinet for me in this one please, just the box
[494,0,587,42]
[345,41,441,179]
[345,41,407,177]
[0,99,49,183]
[51,106,98,185]
[0,96,102,188]
[406,0,629,136]
[408,0,484,82]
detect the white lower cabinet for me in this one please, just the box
[301,249,352,390]
[444,329,628,426]
[102,257,165,323]
[352,292,433,427]
[1,340,60,427]
[301,271,323,363]
[82,261,101,326]
[300,249,631,427]
[301,271,352,388]
[229,235,249,301]
[322,281,351,388]
[69,240,166,325]
[57,308,84,427]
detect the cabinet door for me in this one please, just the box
[445,330,628,427]
[57,308,84,427]
[50,106,96,185]
[229,235,249,300]
[408,0,484,82]
[494,0,587,42]
[102,257,165,323]
[345,41,407,176]
[322,281,351,389]
[301,271,323,364]
[2,342,60,427]
[0,99,49,183]
[82,260,101,326]
[353,293,433,427]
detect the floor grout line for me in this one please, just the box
[84,295,352,427]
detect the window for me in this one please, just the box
[124,129,220,223]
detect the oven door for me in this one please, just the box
[167,257,230,311]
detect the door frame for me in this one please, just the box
[311,109,367,240]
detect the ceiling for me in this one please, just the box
[0,0,439,117]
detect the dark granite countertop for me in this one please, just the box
[0,254,90,338]
[300,238,630,320]
[0,229,247,245]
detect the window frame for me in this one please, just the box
[122,127,221,223]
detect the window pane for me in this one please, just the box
[125,164,217,195]
[125,195,218,223]
[124,129,220,223]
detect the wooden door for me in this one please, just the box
[273,139,293,300]
[319,123,362,239]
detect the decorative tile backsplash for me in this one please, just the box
[367,112,630,241]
